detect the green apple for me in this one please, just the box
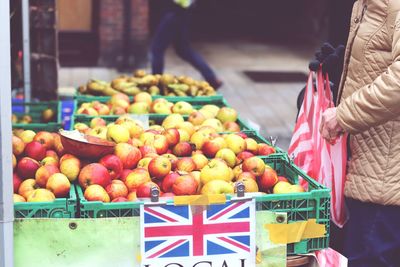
[88,126,108,140]
[201,118,224,132]
[201,179,234,195]
[172,101,193,115]
[153,102,172,114]
[201,104,220,117]
[162,114,184,129]
[225,134,247,154]
[200,159,232,184]
[128,102,150,114]
[216,107,238,123]
[215,148,237,168]
[106,124,130,143]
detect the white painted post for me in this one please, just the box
[0,0,15,266]
[22,0,31,102]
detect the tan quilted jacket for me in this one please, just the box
[336,0,400,205]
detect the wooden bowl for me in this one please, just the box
[59,130,115,160]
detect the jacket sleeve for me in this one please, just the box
[336,11,400,134]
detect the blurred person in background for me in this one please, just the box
[150,0,222,89]
[319,1,400,266]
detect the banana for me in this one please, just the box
[102,86,120,96]
[119,86,141,96]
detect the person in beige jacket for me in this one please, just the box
[319,0,400,266]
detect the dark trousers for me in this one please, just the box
[343,198,400,267]
[150,8,217,85]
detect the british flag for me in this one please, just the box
[141,200,255,261]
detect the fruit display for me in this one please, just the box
[77,70,217,97]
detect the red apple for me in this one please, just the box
[12,135,25,156]
[237,171,256,181]
[112,197,129,202]
[153,134,169,155]
[125,168,151,192]
[161,192,175,198]
[172,175,198,196]
[236,132,248,139]
[161,153,178,170]
[13,173,22,193]
[202,138,226,158]
[24,141,46,161]
[45,150,59,161]
[148,156,172,180]
[99,154,124,180]
[172,142,194,157]
[236,151,255,163]
[278,176,289,183]
[35,164,60,187]
[106,180,129,200]
[176,158,196,173]
[18,179,39,199]
[53,133,65,156]
[33,131,55,150]
[223,121,241,132]
[84,184,110,202]
[17,157,40,179]
[242,157,266,177]
[78,163,111,189]
[127,191,137,201]
[139,145,157,158]
[163,128,180,147]
[258,167,278,192]
[258,143,276,156]
[120,169,133,183]
[161,172,180,192]
[46,173,71,198]
[115,143,142,169]
[136,181,159,198]
[191,153,209,171]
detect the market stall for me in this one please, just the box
[1,2,333,266]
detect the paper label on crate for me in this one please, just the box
[128,114,149,129]
[140,200,256,267]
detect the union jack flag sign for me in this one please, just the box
[140,200,256,267]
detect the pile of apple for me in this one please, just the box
[77,144,304,203]
[12,108,55,124]
[78,70,216,97]
[76,92,240,132]
[73,119,302,202]
[11,126,304,204]
[12,130,74,203]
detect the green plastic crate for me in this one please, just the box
[255,155,331,255]
[74,90,225,104]
[76,155,329,254]
[70,113,253,132]
[14,185,78,218]
[72,97,230,116]
[12,101,63,131]
[76,185,142,218]
[245,131,286,155]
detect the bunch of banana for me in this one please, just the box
[79,70,217,96]
[85,79,120,96]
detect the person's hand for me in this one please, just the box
[309,43,345,101]
[320,107,344,144]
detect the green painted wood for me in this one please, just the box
[14,218,140,267]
